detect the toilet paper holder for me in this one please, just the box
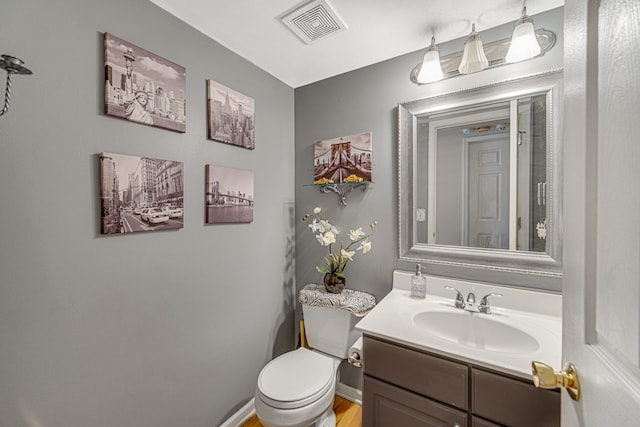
[348,351,362,368]
[348,337,364,368]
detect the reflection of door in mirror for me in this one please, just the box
[425,105,511,248]
[467,133,510,249]
[420,95,547,252]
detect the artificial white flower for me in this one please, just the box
[319,219,333,234]
[309,218,321,233]
[349,227,366,241]
[318,231,336,246]
[359,240,372,254]
[341,249,355,261]
[325,231,337,244]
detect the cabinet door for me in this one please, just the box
[472,368,559,427]
[363,375,467,427]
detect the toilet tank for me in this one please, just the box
[299,284,376,359]
[302,305,361,359]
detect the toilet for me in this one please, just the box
[254,284,375,427]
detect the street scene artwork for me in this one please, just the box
[205,165,254,224]
[104,33,187,133]
[313,131,373,184]
[207,80,255,150]
[100,152,184,234]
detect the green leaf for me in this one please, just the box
[316,266,330,274]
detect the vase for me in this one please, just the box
[323,273,346,294]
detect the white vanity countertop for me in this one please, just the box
[355,271,562,380]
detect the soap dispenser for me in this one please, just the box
[410,264,426,299]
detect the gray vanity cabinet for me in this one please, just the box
[362,336,560,427]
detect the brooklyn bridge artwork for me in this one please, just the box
[313,131,373,184]
[205,164,254,224]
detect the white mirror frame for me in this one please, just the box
[398,70,563,277]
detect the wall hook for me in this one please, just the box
[0,55,33,117]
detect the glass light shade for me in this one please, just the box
[457,27,489,74]
[416,38,443,83]
[505,19,541,63]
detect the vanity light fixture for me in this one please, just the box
[409,3,556,86]
[458,23,489,74]
[415,35,444,84]
[0,55,33,117]
[505,5,542,63]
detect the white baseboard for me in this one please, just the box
[335,382,362,405]
[219,382,362,426]
[219,397,255,427]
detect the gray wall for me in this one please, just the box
[294,8,564,388]
[0,1,294,426]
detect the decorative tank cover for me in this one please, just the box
[298,283,376,317]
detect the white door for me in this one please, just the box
[466,134,510,249]
[562,0,640,425]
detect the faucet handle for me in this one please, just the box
[444,286,465,309]
[479,293,503,314]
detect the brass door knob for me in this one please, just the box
[531,360,581,401]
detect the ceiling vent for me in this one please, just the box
[280,0,347,45]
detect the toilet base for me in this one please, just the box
[313,406,336,427]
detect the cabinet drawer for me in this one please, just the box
[364,375,467,427]
[472,368,560,427]
[364,336,468,410]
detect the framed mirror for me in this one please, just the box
[398,70,563,276]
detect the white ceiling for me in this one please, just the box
[150,0,564,88]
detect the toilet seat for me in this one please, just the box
[257,348,336,410]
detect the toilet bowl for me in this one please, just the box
[254,348,340,427]
[254,284,375,427]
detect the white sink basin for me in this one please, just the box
[413,310,540,354]
[355,271,562,379]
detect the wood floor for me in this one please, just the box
[241,395,362,427]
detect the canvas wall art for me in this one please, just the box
[205,165,254,224]
[100,152,184,234]
[313,131,373,184]
[207,80,255,150]
[104,33,187,133]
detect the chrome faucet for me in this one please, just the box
[444,286,502,314]
[478,293,503,314]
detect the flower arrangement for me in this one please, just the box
[303,207,377,293]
